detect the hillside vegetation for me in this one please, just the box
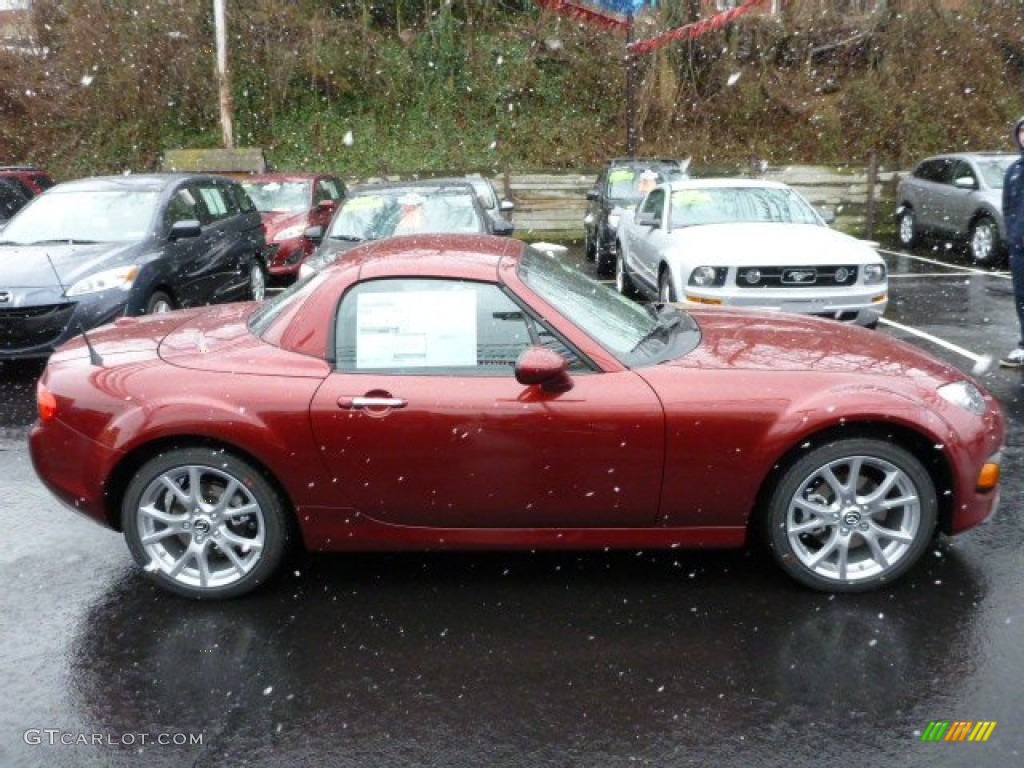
[2,0,1023,179]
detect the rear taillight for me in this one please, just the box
[37,382,57,422]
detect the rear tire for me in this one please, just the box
[248,259,267,301]
[594,241,613,277]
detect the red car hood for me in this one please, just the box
[260,210,309,238]
[678,307,957,383]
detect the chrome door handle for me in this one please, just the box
[338,396,408,409]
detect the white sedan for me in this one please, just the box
[615,178,888,327]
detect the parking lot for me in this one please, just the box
[1,242,1021,768]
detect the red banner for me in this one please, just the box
[628,0,771,56]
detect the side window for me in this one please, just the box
[335,278,582,375]
[33,174,56,191]
[315,178,342,204]
[951,160,976,187]
[640,189,664,222]
[164,187,200,228]
[231,183,257,213]
[918,159,952,184]
[197,184,230,221]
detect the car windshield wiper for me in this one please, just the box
[23,238,100,245]
[329,233,364,242]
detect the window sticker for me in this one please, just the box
[199,187,228,216]
[608,168,637,182]
[355,289,477,368]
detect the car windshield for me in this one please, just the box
[975,156,1015,188]
[669,186,822,228]
[466,177,497,210]
[0,187,160,244]
[241,180,312,213]
[327,188,483,240]
[517,246,698,366]
[606,165,684,203]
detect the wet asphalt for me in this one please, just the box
[0,243,1021,768]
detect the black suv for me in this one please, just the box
[0,173,266,359]
[584,158,689,275]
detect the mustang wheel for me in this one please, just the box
[123,448,291,599]
[766,439,936,592]
[969,216,1001,267]
[897,208,918,248]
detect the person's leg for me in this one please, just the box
[1001,240,1024,367]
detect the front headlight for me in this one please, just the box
[607,212,620,230]
[863,263,886,285]
[273,224,307,242]
[937,380,986,415]
[688,266,727,287]
[66,265,140,296]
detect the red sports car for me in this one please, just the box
[29,234,1005,599]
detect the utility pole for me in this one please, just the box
[213,0,234,148]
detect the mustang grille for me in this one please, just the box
[735,265,860,288]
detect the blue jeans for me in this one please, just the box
[1012,239,1024,347]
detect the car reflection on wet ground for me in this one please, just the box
[0,243,1021,768]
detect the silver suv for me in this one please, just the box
[895,152,1017,266]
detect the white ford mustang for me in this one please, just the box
[615,178,888,327]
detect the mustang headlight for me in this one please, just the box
[273,224,307,242]
[863,263,886,285]
[688,266,727,287]
[937,380,986,415]
[66,265,140,296]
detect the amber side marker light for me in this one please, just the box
[976,460,1000,492]
[37,383,57,422]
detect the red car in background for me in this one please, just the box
[28,234,1004,600]
[236,172,347,283]
[0,165,56,197]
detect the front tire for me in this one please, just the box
[145,290,174,314]
[123,447,292,599]
[615,251,637,298]
[897,207,918,249]
[764,438,936,592]
[658,268,677,302]
[969,215,1002,267]
[248,259,267,301]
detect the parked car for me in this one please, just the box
[0,173,266,360]
[895,152,1017,267]
[464,173,515,234]
[583,157,690,275]
[29,233,1004,599]
[616,178,888,327]
[0,165,56,196]
[0,178,31,224]
[301,178,511,276]
[235,172,347,284]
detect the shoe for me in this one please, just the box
[999,347,1024,368]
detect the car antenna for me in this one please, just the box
[79,324,104,367]
[45,253,103,366]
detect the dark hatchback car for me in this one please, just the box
[301,178,512,276]
[584,157,689,276]
[0,173,266,360]
[236,172,347,284]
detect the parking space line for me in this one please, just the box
[878,248,1011,280]
[878,316,985,363]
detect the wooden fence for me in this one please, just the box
[497,162,901,241]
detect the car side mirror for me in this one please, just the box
[515,347,573,393]
[304,225,324,243]
[586,190,599,202]
[953,176,977,190]
[499,199,515,213]
[817,207,837,225]
[168,219,201,240]
[492,220,515,237]
[636,211,660,228]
